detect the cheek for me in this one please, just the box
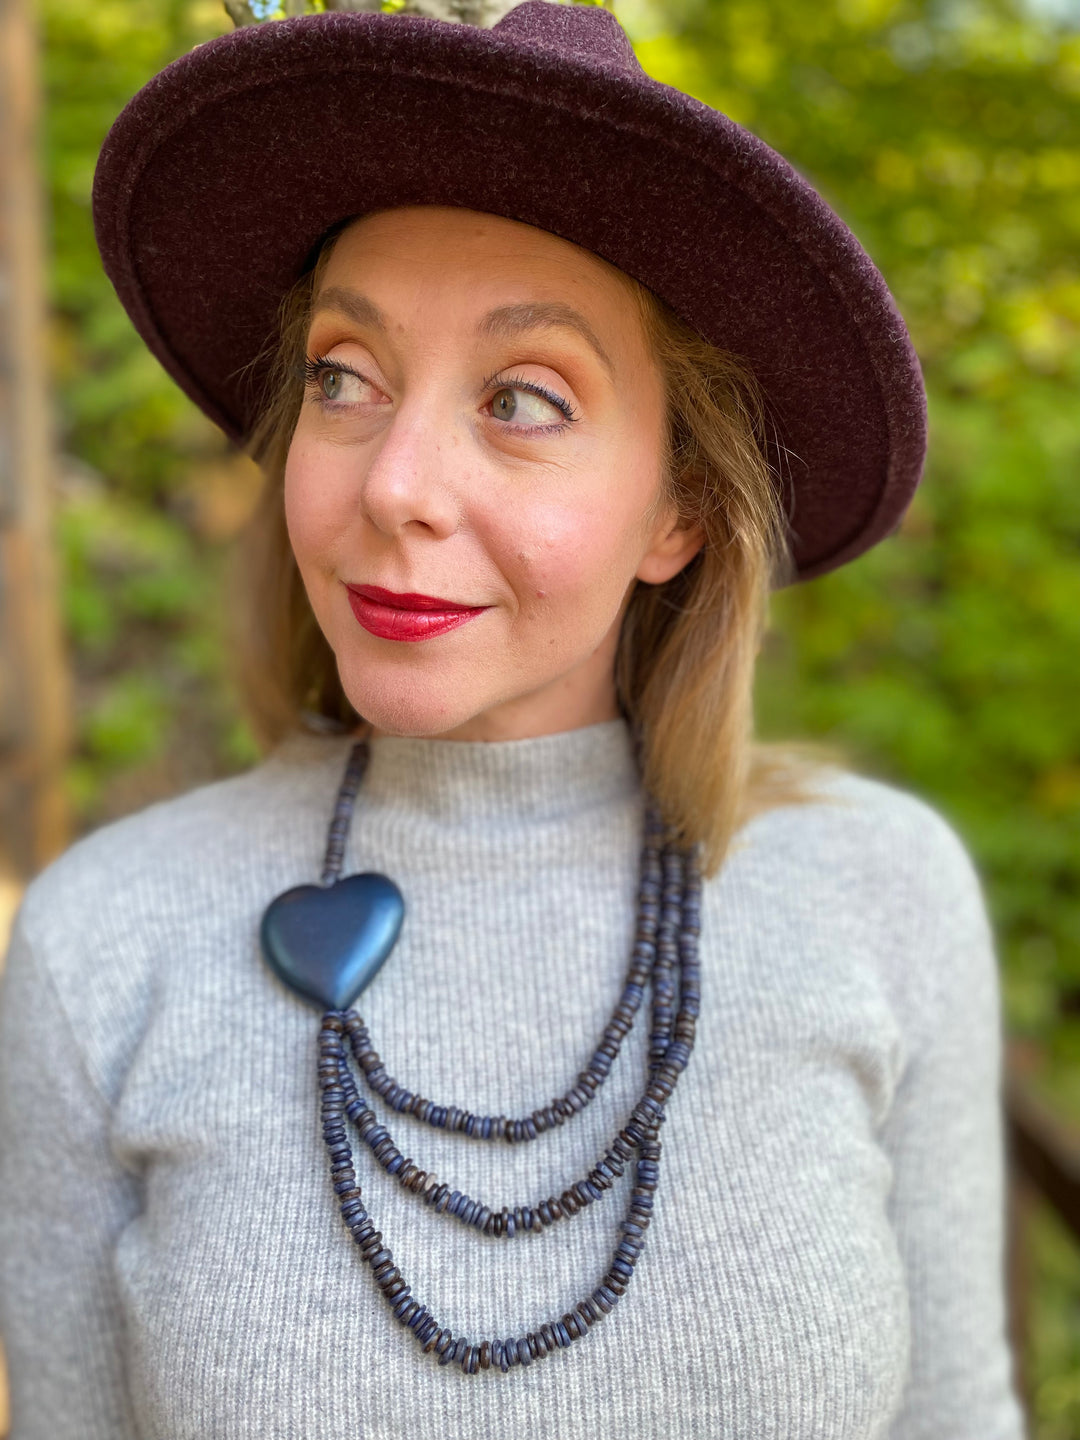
[283,439,348,574]
[501,494,645,621]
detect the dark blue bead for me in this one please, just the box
[441,1336,466,1367]
[516,1337,531,1367]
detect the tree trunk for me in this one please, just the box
[0,0,71,894]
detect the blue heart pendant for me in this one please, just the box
[260,872,405,1012]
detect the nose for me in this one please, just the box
[357,393,461,542]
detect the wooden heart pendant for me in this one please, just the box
[260,872,405,1011]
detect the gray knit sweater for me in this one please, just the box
[0,719,1025,1439]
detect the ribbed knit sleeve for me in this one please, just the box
[881,818,1024,1439]
[0,916,142,1440]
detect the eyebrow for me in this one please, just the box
[477,301,614,377]
[313,287,615,377]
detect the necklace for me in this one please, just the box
[260,737,702,1373]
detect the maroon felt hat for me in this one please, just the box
[92,0,926,581]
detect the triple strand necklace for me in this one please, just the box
[259,737,702,1376]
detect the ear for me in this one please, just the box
[635,500,706,586]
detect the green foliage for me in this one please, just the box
[626,0,1080,1074]
[1028,1198,1080,1438]
[42,0,1079,1009]
[43,0,230,500]
[40,0,1079,1428]
[42,0,1079,1033]
[624,6,1080,1426]
[42,0,255,824]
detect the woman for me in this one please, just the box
[0,3,1025,1437]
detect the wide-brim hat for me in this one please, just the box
[92,0,926,582]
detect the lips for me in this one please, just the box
[344,584,488,643]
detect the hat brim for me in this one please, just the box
[92,7,926,581]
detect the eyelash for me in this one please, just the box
[303,353,362,400]
[479,369,580,431]
[302,355,579,432]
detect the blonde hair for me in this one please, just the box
[236,221,823,878]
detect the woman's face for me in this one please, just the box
[284,205,703,741]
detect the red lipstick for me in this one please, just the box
[344,584,488,642]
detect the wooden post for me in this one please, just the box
[1006,1159,1036,1418]
[0,0,71,892]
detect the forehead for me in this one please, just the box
[314,206,649,363]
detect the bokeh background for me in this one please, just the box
[0,0,1077,1432]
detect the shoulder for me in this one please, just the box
[7,732,355,1101]
[15,730,354,986]
[725,767,994,1027]
[735,766,984,912]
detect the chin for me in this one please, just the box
[338,673,480,740]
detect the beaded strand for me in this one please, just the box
[335,1018,647,1238]
[313,739,702,1369]
[319,741,371,887]
[323,743,666,1143]
[323,1011,669,1372]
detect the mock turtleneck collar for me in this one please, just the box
[272,717,642,828]
[362,717,641,826]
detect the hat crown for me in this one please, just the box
[491,1,641,75]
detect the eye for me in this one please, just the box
[303,355,383,409]
[486,376,578,432]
